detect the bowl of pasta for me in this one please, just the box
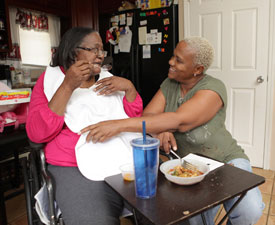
[160,159,210,185]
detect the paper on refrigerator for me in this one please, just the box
[118,26,132,53]
[138,26,147,45]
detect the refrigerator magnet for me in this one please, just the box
[106,30,114,44]
[162,9,168,15]
[158,48,165,52]
[163,18,170,25]
[140,12,146,17]
[108,27,118,45]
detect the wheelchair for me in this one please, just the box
[22,141,64,225]
[22,139,172,225]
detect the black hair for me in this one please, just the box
[51,27,97,70]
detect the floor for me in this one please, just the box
[3,167,275,225]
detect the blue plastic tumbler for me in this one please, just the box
[131,137,160,199]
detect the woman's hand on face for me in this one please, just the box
[157,132,177,154]
[79,120,122,143]
[94,76,137,102]
[63,60,94,91]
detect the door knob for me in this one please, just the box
[257,76,264,83]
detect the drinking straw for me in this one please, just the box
[142,121,150,196]
[142,120,146,143]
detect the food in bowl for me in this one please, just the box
[160,159,210,185]
[168,165,203,177]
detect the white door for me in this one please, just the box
[183,0,270,167]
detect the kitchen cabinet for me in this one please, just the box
[70,0,99,30]
[3,0,102,50]
[6,0,69,17]
[0,0,11,52]
[7,0,100,32]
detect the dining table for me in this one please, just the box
[105,163,265,225]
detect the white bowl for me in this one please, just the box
[160,159,210,185]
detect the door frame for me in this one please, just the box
[178,0,275,169]
[264,0,275,170]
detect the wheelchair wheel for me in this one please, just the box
[22,152,43,225]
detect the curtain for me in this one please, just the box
[48,14,60,55]
[8,7,60,60]
[15,8,48,31]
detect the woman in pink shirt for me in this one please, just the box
[26,27,142,225]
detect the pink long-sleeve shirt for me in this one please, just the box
[26,68,143,167]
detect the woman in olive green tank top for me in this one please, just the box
[81,37,264,225]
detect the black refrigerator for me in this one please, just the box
[108,5,178,107]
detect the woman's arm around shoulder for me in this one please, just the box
[79,88,223,143]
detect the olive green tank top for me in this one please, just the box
[160,75,249,163]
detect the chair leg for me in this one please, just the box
[0,189,7,225]
[0,165,8,225]
[13,148,20,188]
[22,157,33,225]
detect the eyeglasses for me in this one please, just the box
[76,46,107,57]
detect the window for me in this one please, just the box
[8,7,60,67]
[19,28,52,66]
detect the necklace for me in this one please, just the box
[180,74,205,98]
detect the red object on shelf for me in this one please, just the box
[0,102,29,133]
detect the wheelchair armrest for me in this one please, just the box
[28,140,45,151]
[39,148,47,173]
[28,139,58,224]
[39,148,57,225]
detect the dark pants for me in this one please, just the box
[48,165,124,225]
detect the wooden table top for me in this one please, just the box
[105,164,265,225]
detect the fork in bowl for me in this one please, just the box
[169,149,198,171]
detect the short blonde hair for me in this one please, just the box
[183,36,214,72]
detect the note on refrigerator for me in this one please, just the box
[146,32,162,45]
[138,26,147,45]
[127,16,133,26]
[118,27,132,53]
[114,45,119,54]
[126,12,133,26]
[119,14,126,25]
[140,20,147,26]
[143,45,151,59]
